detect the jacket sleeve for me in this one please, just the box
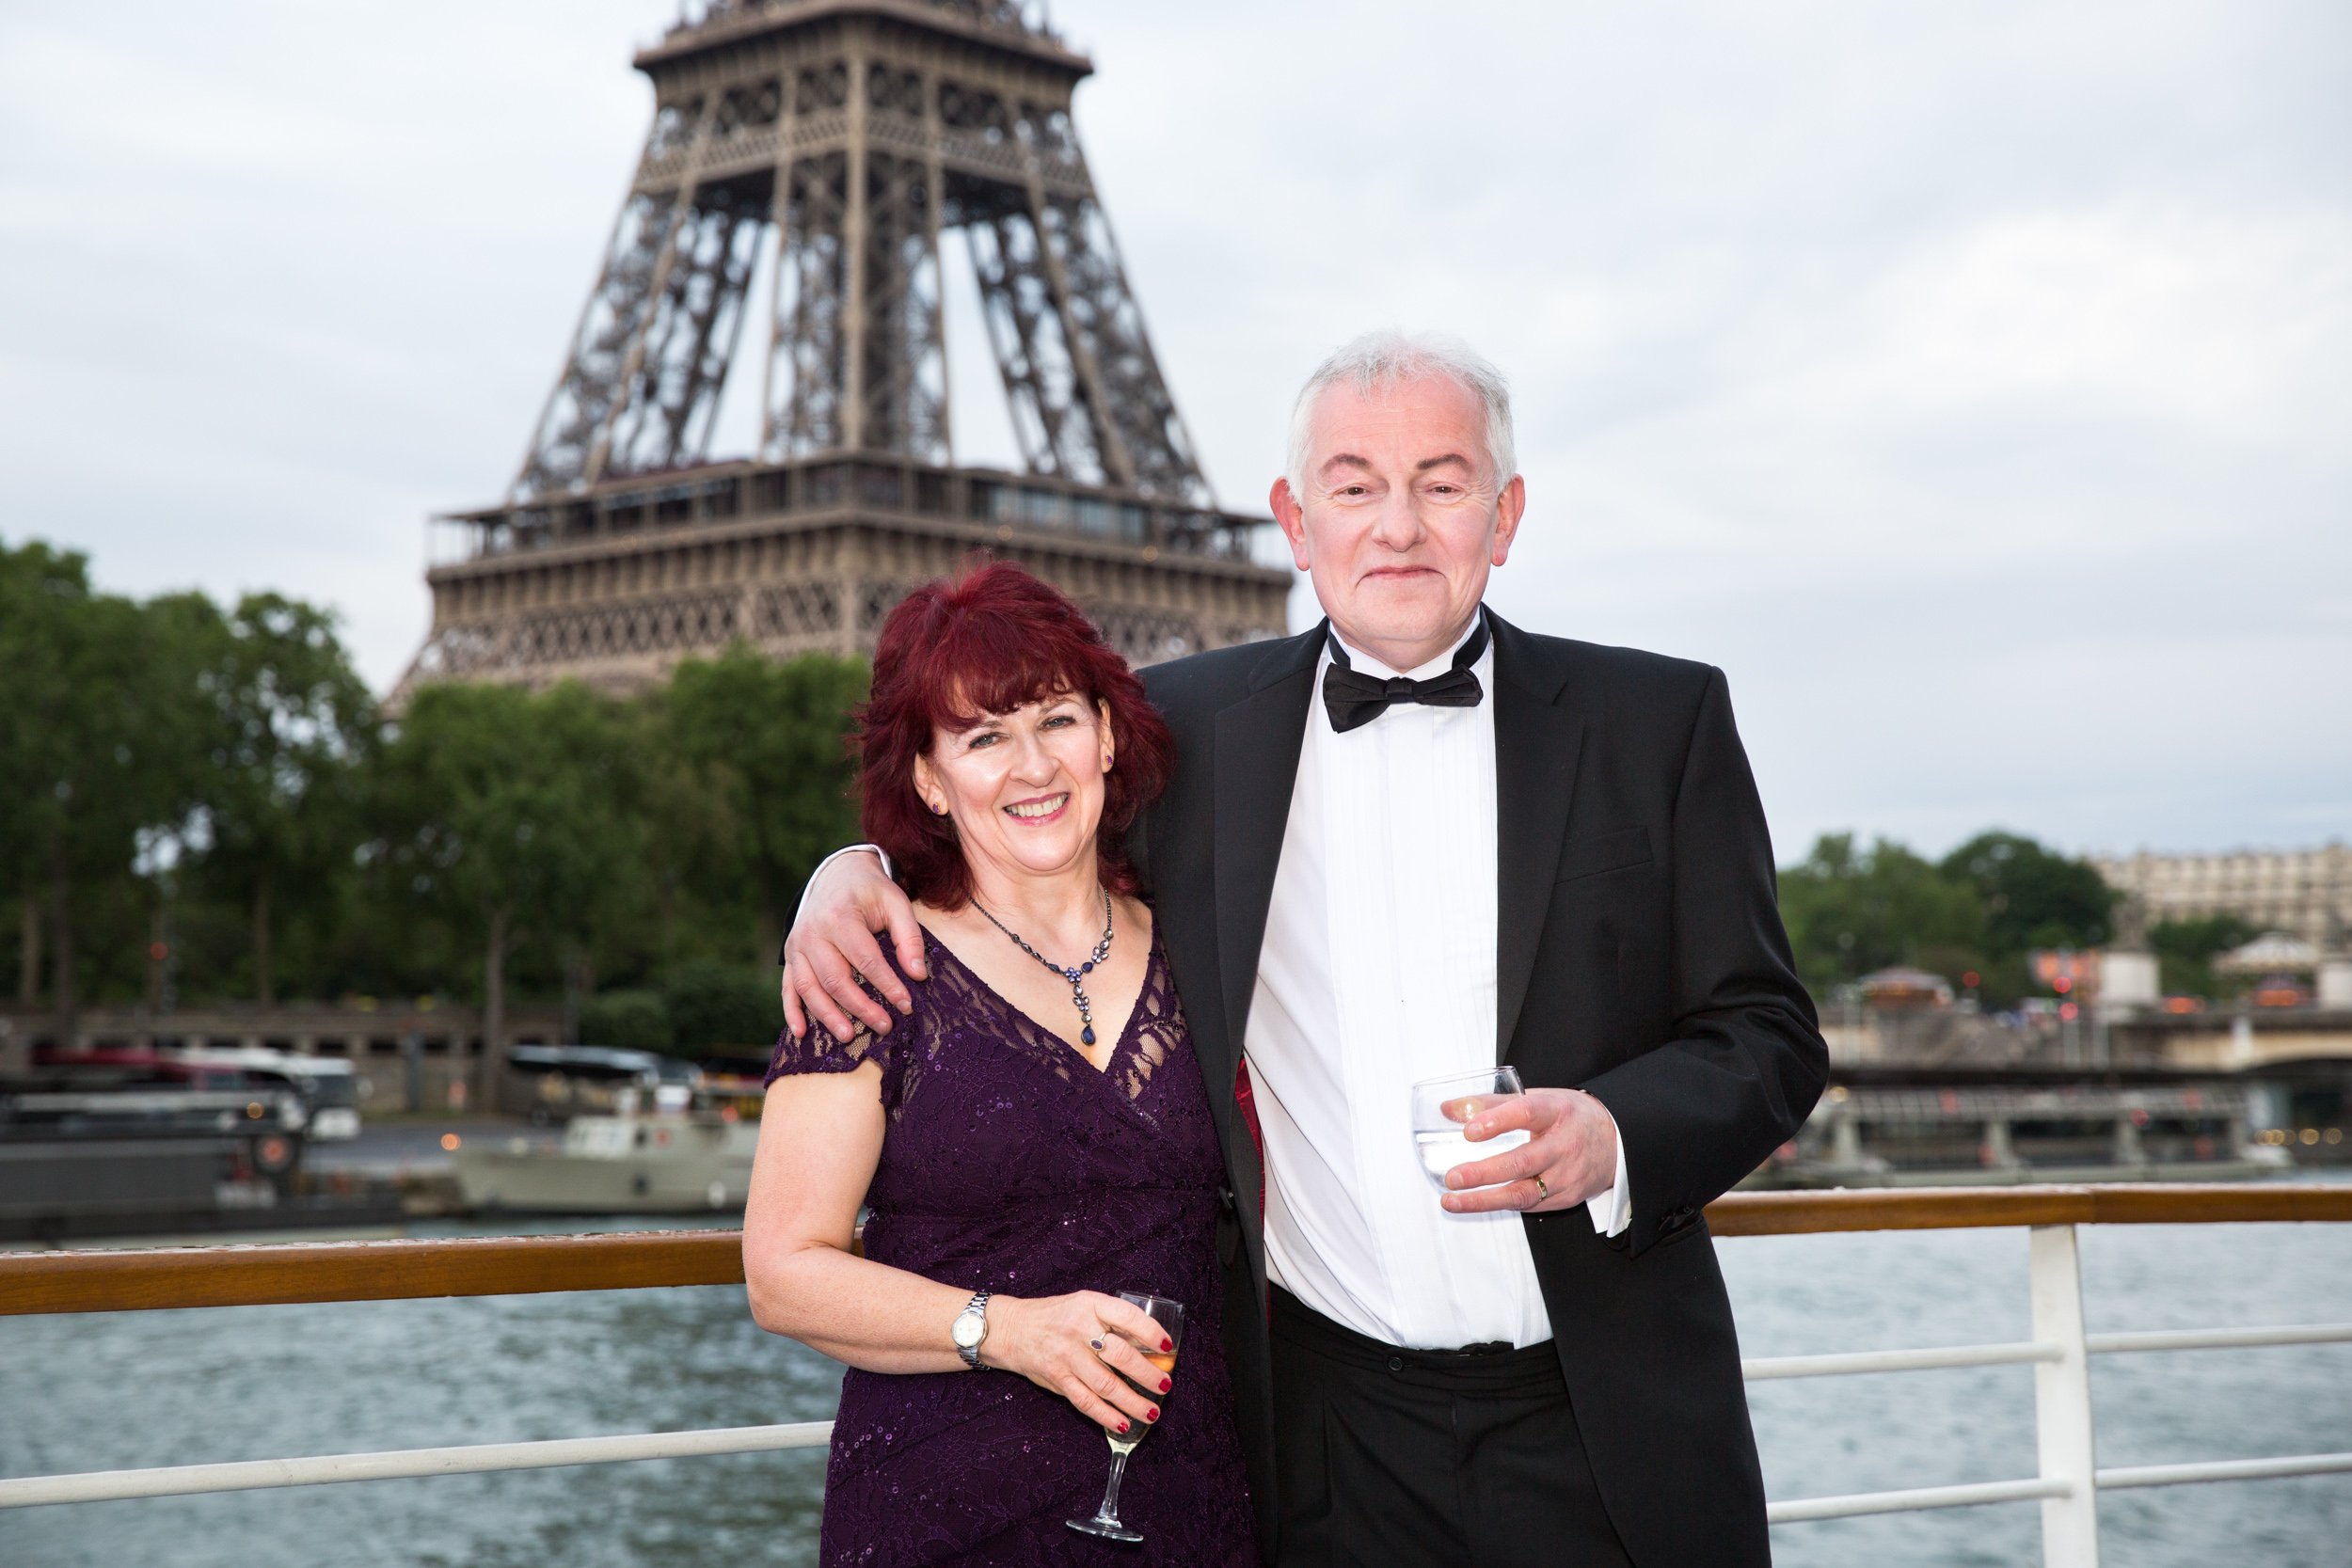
[1579,667,1828,1255]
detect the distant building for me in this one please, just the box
[1856,966,1955,1009]
[2094,843,2351,947]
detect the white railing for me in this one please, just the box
[2,1189,2346,1568]
[0,1423,834,1509]
[1742,1221,2352,1563]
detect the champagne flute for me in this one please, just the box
[1410,1067,1530,1190]
[1067,1291,1184,1544]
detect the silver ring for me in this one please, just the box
[1534,1176,1550,1203]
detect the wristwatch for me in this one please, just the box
[951,1290,992,1370]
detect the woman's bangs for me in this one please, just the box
[915,611,1088,733]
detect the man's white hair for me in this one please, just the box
[1285,329,1518,495]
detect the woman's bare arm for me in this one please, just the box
[742,1073,1174,1432]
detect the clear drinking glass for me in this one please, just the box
[1411,1066,1530,1190]
[1066,1291,1184,1544]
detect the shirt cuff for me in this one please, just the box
[792,844,896,929]
[1584,1101,1632,1238]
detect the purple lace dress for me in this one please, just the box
[764,924,1258,1567]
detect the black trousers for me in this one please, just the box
[1269,1288,1636,1568]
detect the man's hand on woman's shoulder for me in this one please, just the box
[781,848,929,1039]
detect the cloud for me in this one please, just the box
[0,0,2344,860]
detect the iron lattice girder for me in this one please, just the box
[512,3,1209,507]
[395,453,1290,708]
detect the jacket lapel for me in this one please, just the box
[1490,612,1584,1060]
[1210,624,1325,1079]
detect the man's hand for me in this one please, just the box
[1440,1087,1617,1214]
[780,851,928,1039]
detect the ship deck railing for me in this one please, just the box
[4,1183,2348,1568]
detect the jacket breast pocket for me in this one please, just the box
[1556,825,1654,884]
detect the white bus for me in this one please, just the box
[169,1048,367,1141]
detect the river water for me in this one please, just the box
[4,1199,2347,1568]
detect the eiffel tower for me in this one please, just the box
[397,0,1290,700]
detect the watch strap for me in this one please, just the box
[955,1289,991,1370]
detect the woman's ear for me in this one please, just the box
[1097,699,1116,773]
[913,753,947,817]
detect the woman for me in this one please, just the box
[743,563,1257,1566]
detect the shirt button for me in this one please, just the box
[1386,1356,1405,1372]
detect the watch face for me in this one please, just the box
[952,1313,982,1348]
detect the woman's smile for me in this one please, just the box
[1004,791,1072,823]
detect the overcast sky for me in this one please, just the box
[3,0,2346,864]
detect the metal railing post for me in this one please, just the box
[2029,1224,2102,1567]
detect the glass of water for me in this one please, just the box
[1411,1067,1530,1190]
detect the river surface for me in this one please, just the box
[4,1198,2347,1567]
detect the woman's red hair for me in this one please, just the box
[858,562,1175,911]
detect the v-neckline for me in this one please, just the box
[920,921,1159,1083]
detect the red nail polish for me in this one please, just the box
[1146,1407,1159,1421]
[1160,1338,1172,1352]
[1158,1377,1171,1392]
[1116,1421,1129,1433]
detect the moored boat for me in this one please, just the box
[451,1088,758,1214]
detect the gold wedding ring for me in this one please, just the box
[1534,1176,1549,1202]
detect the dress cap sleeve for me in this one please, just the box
[763,1016,893,1087]
[761,939,925,1096]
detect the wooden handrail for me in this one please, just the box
[4,1184,2346,1319]
[0,1229,747,1318]
[1706,1182,2352,1237]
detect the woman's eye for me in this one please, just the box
[1041,714,1073,729]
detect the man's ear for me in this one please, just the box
[1270,477,1311,571]
[1490,474,1527,568]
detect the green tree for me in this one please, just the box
[1778,832,1988,996]
[378,681,643,1097]
[663,645,866,966]
[2149,913,2261,1001]
[0,543,77,1002]
[662,958,779,1056]
[0,544,216,1030]
[1938,831,2115,958]
[186,594,378,1003]
[579,990,672,1053]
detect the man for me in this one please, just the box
[783,332,1827,1566]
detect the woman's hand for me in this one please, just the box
[983,1292,1174,1436]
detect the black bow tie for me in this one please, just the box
[1321,616,1490,734]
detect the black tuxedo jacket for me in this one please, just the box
[1132,611,1827,1568]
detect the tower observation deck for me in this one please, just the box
[398,0,1290,698]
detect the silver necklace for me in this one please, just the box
[974,887,1115,1046]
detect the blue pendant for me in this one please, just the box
[1081,1025,1097,1045]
